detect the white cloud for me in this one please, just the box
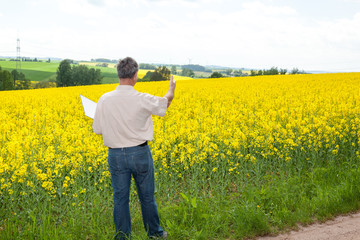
[2,0,359,71]
[341,0,360,2]
[142,0,199,7]
[163,1,360,70]
[87,0,105,6]
[56,0,107,18]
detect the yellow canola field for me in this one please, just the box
[1,73,360,199]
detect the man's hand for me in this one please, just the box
[165,75,176,108]
[169,75,176,91]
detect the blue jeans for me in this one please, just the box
[108,144,164,240]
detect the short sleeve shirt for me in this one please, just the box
[92,85,168,148]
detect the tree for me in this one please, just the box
[0,69,15,91]
[171,65,177,75]
[72,65,90,85]
[280,68,287,75]
[71,65,103,86]
[156,66,170,79]
[141,71,154,81]
[92,58,116,63]
[142,66,171,81]
[268,67,279,75]
[11,69,31,90]
[139,63,157,70]
[56,60,72,87]
[225,69,233,75]
[96,63,108,67]
[233,70,243,77]
[210,72,223,78]
[88,68,102,85]
[181,68,195,77]
[290,68,306,74]
[291,68,299,74]
[181,64,206,72]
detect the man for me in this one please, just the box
[92,57,176,239]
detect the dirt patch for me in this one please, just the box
[257,212,360,240]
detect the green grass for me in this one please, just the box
[0,60,119,83]
[91,65,119,84]
[2,153,360,239]
[0,61,60,82]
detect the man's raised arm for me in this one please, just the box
[164,75,176,108]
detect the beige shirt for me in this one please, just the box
[92,85,168,148]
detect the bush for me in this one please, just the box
[141,66,170,81]
[210,72,223,78]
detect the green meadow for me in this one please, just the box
[0,61,59,82]
[0,60,119,84]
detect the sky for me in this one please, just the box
[0,0,360,72]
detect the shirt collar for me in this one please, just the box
[116,85,135,91]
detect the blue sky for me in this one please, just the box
[0,0,360,71]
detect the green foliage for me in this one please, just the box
[11,69,25,81]
[233,69,243,76]
[34,80,57,89]
[251,67,306,76]
[96,63,108,67]
[56,60,72,87]
[171,65,177,75]
[0,69,14,91]
[141,71,155,81]
[223,69,233,75]
[11,69,31,90]
[210,71,223,78]
[280,68,287,75]
[290,68,306,74]
[71,65,102,86]
[181,64,209,72]
[0,61,60,82]
[15,79,32,90]
[251,67,280,76]
[139,63,157,70]
[91,58,117,63]
[56,60,102,87]
[142,66,170,81]
[181,68,195,78]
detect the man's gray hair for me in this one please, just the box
[117,57,139,79]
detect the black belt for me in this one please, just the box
[138,141,148,147]
[109,141,147,149]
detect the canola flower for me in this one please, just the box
[0,73,359,203]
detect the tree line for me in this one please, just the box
[56,59,103,87]
[9,58,51,62]
[0,59,103,91]
[250,67,306,76]
[140,66,195,81]
[0,66,32,91]
[91,58,117,63]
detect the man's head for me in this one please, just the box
[117,57,139,85]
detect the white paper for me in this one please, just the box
[80,95,97,119]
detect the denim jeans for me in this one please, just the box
[108,144,164,240]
